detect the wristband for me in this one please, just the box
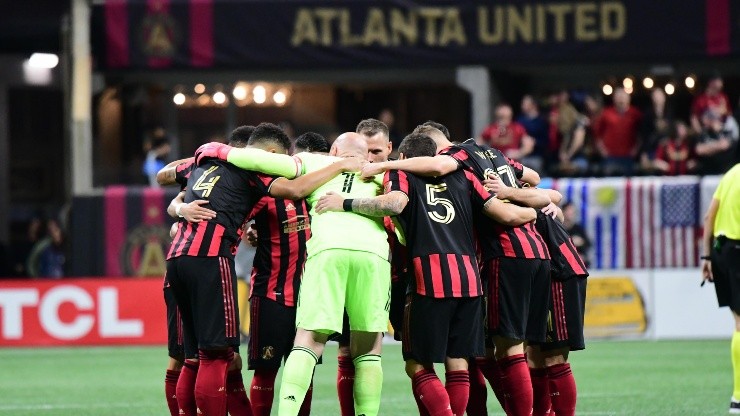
[176,204,184,218]
[701,255,711,260]
[343,199,354,212]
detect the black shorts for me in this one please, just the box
[167,256,240,351]
[402,294,484,364]
[538,277,587,352]
[484,257,551,343]
[388,279,408,341]
[164,283,185,360]
[248,296,297,370]
[713,238,740,313]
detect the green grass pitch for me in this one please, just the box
[0,340,731,415]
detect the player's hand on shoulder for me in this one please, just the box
[484,174,509,199]
[195,142,231,165]
[340,156,367,173]
[360,162,385,180]
[541,202,559,219]
[315,191,345,214]
[181,200,217,222]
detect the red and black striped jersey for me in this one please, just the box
[247,176,310,307]
[384,216,408,283]
[167,160,268,260]
[384,169,492,298]
[534,212,588,281]
[440,140,550,261]
[175,160,196,190]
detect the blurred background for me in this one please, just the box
[0,0,738,345]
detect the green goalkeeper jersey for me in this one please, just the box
[294,152,389,261]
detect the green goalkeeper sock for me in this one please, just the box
[277,347,318,416]
[353,354,383,416]
[733,332,740,400]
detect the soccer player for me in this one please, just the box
[361,125,555,416]
[168,124,359,416]
[525,206,588,416]
[315,133,538,416]
[194,132,389,416]
[246,132,331,416]
[701,163,740,414]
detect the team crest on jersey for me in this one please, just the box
[285,202,296,212]
[262,346,275,360]
[120,225,172,276]
[282,215,310,234]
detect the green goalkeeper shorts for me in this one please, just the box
[296,249,391,335]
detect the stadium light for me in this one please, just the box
[197,94,211,106]
[194,83,206,94]
[28,53,59,69]
[273,90,287,106]
[625,86,634,95]
[622,77,633,89]
[685,76,696,89]
[232,84,247,101]
[643,77,654,89]
[253,85,267,104]
[173,93,186,105]
[602,84,613,96]
[664,83,675,95]
[213,91,227,105]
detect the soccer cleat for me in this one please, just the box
[730,397,740,414]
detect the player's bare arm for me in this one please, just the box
[359,155,459,179]
[167,191,216,223]
[482,197,537,226]
[484,175,550,208]
[702,198,720,282]
[269,157,365,200]
[314,191,408,217]
[157,157,194,186]
[520,165,541,186]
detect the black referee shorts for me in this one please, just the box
[166,256,241,351]
[534,276,587,352]
[713,238,740,313]
[402,294,484,364]
[483,257,551,344]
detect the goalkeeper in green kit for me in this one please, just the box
[195,131,389,416]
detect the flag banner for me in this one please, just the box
[90,0,736,70]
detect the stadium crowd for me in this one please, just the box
[484,74,739,178]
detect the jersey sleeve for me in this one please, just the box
[384,170,410,196]
[714,173,729,201]
[439,146,470,169]
[505,157,525,179]
[226,148,301,178]
[175,160,195,190]
[249,173,278,196]
[463,170,495,209]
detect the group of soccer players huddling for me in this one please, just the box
[157,118,589,416]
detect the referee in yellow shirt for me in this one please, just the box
[702,163,740,414]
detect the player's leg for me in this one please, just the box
[226,351,251,416]
[335,313,355,416]
[279,250,347,416]
[465,357,489,416]
[526,345,552,416]
[444,296,485,416]
[345,251,391,416]
[190,256,242,416]
[164,282,185,416]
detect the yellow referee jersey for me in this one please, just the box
[713,163,740,240]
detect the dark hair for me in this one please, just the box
[419,120,450,141]
[398,133,437,158]
[247,122,291,152]
[355,118,389,139]
[228,125,255,148]
[294,132,330,153]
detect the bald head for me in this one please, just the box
[330,132,368,158]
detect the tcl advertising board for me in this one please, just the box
[0,279,166,346]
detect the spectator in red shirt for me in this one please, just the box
[594,88,642,175]
[479,103,535,161]
[654,121,697,176]
[691,74,731,132]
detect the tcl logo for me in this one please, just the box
[0,285,143,341]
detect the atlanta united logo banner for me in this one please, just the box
[91,0,736,70]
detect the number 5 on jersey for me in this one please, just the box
[193,166,221,198]
[426,183,456,224]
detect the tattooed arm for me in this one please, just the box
[314,191,408,217]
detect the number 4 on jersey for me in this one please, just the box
[193,166,221,198]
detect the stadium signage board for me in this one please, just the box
[92,0,732,70]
